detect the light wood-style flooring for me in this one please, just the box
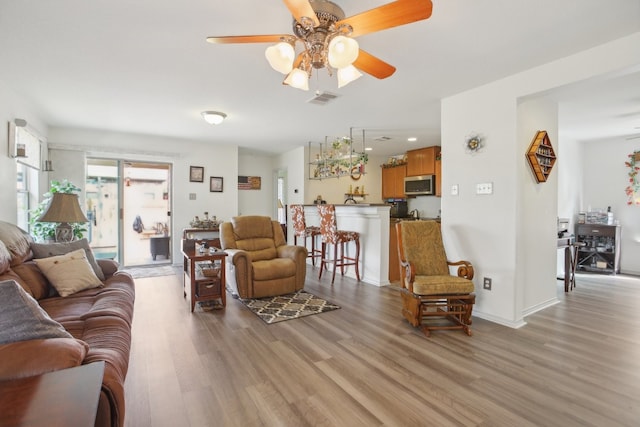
[124,269,640,427]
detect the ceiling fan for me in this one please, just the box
[206,0,433,90]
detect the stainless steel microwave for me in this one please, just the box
[404,175,435,195]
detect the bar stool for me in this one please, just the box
[317,204,360,284]
[290,204,321,266]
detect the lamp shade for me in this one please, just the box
[284,68,309,91]
[38,193,89,223]
[337,65,363,88]
[328,36,359,69]
[201,111,227,125]
[265,42,295,74]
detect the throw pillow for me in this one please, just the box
[31,238,105,281]
[0,280,72,345]
[33,249,103,297]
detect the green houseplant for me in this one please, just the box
[29,180,88,242]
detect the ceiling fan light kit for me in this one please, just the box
[207,0,433,91]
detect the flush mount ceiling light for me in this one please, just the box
[201,111,227,125]
[206,0,433,91]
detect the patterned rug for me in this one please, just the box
[121,265,178,279]
[239,290,340,324]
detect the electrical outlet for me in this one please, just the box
[451,184,459,196]
[476,182,493,195]
[483,277,492,290]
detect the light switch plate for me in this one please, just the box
[476,182,493,195]
[189,193,196,200]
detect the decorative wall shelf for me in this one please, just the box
[526,130,556,183]
[308,128,368,180]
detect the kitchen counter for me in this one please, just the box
[303,205,391,286]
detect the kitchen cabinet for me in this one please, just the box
[575,224,621,274]
[381,164,406,199]
[406,146,440,177]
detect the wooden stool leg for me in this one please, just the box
[319,242,326,280]
[311,233,316,266]
[354,237,360,281]
[331,243,338,284]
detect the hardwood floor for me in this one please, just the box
[124,269,640,427]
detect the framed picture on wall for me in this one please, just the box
[189,166,204,182]
[210,176,223,192]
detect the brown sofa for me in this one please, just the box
[220,216,307,298]
[0,221,134,427]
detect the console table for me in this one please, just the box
[0,361,104,427]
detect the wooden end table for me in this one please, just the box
[0,361,104,427]
[181,243,227,312]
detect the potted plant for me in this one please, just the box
[29,180,88,242]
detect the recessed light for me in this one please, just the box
[407,137,417,142]
[365,147,373,151]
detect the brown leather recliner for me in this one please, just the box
[220,216,307,299]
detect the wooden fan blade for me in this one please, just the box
[206,35,292,44]
[338,0,433,38]
[353,49,396,79]
[283,0,320,27]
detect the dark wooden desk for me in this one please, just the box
[0,361,104,427]
[558,235,576,292]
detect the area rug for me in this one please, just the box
[121,265,178,279]
[239,290,340,324]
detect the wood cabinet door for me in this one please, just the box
[407,146,438,176]
[382,165,406,199]
[435,159,442,197]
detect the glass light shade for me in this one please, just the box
[265,42,295,74]
[201,111,227,125]
[328,36,359,69]
[284,68,309,91]
[337,65,363,88]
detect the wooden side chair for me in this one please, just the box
[317,204,360,285]
[396,220,475,337]
[290,204,321,266]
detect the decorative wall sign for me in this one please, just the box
[238,176,261,190]
[526,130,556,183]
[625,150,640,205]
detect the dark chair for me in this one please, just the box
[396,220,475,336]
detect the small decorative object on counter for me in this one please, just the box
[190,212,220,228]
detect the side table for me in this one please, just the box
[0,361,104,427]
[181,241,228,312]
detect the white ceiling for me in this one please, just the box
[0,0,639,156]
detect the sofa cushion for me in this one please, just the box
[34,249,103,297]
[11,261,52,300]
[0,221,32,266]
[31,238,105,280]
[0,280,72,345]
[0,240,10,275]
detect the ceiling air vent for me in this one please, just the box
[374,136,392,141]
[307,91,339,105]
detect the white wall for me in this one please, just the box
[0,81,49,223]
[237,152,275,217]
[582,138,640,275]
[441,32,640,327]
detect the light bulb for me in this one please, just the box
[265,42,295,74]
[284,68,309,91]
[328,36,359,69]
[337,65,363,88]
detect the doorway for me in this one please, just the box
[86,159,172,267]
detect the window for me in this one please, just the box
[16,163,30,230]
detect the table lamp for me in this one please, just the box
[37,193,89,242]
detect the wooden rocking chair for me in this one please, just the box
[396,220,476,337]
